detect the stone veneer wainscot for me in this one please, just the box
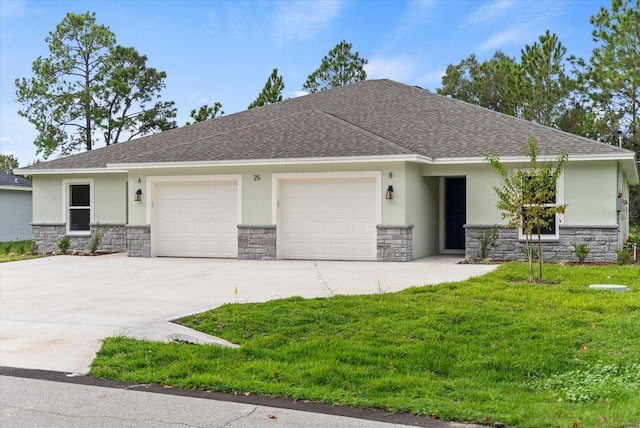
[377,225,414,262]
[464,224,620,263]
[237,225,276,260]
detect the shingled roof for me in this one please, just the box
[22,79,635,172]
[0,173,32,188]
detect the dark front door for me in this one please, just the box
[445,177,466,250]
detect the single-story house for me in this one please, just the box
[17,79,638,262]
[0,172,33,242]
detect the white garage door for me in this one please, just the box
[155,181,238,258]
[281,179,377,261]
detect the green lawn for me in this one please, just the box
[90,263,640,427]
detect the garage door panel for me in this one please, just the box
[156,181,238,258]
[353,243,374,258]
[281,178,376,261]
[308,222,327,235]
[330,222,349,235]
[308,242,328,257]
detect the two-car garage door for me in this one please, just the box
[155,181,238,258]
[152,176,378,261]
[280,178,377,261]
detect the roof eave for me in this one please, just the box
[0,185,32,191]
[14,167,127,176]
[105,155,433,170]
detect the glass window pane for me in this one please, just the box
[537,212,556,235]
[69,209,90,231]
[70,184,90,207]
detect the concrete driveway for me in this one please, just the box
[1,254,497,374]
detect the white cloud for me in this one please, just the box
[416,69,447,89]
[462,0,515,27]
[273,1,343,43]
[292,91,309,98]
[473,1,573,53]
[477,26,531,53]
[365,55,421,82]
[387,0,437,46]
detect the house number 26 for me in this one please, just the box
[253,174,261,181]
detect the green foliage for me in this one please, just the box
[439,32,575,130]
[89,226,105,254]
[248,68,285,109]
[57,236,71,254]
[616,247,633,265]
[573,243,591,263]
[538,362,640,403]
[477,225,499,260]
[518,31,575,127]
[302,40,367,93]
[91,263,640,427]
[0,154,20,174]
[585,0,639,155]
[15,11,176,159]
[0,240,42,262]
[486,137,568,282]
[185,103,223,126]
[437,52,520,116]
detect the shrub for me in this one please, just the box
[616,248,632,265]
[89,225,105,254]
[1,242,11,255]
[519,245,538,261]
[572,243,590,263]
[477,225,498,260]
[57,236,71,254]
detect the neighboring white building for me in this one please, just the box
[0,173,33,242]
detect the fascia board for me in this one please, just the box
[106,155,433,170]
[0,186,32,191]
[14,168,127,175]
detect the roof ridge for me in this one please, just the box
[313,109,414,155]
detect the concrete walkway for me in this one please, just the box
[1,254,497,374]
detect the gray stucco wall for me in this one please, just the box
[0,190,33,242]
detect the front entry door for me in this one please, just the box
[445,177,466,250]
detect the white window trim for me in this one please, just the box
[518,171,564,241]
[62,178,94,235]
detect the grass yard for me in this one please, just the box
[90,263,640,427]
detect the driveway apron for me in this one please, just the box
[0,254,497,373]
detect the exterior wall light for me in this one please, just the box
[134,189,142,202]
[385,185,393,200]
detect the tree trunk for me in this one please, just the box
[537,231,543,282]
[526,235,534,283]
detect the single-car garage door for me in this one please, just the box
[155,181,238,258]
[281,178,377,261]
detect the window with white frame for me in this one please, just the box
[65,180,93,233]
[519,172,564,240]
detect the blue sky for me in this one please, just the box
[0,0,605,167]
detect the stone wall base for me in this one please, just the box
[377,225,414,262]
[237,225,276,260]
[126,225,151,257]
[32,223,127,254]
[465,224,620,263]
